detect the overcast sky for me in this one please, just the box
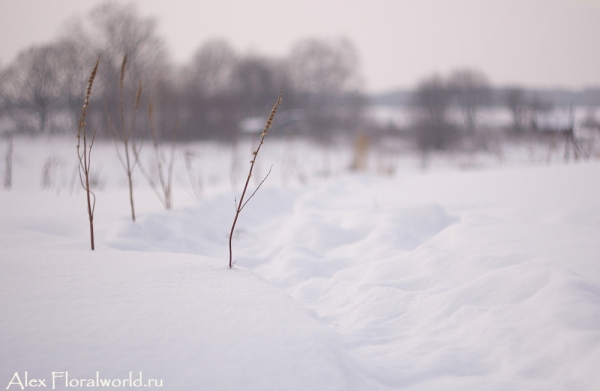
[1,0,599,93]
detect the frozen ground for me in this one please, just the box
[1,135,599,390]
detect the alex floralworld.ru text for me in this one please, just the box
[5,372,163,389]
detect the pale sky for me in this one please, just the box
[1,0,599,93]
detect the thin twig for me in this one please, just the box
[240,165,272,212]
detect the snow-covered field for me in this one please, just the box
[1,135,599,390]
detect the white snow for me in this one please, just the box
[1,135,599,390]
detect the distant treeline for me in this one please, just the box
[373,87,600,107]
[1,1,598,150]
[0,2,364,142]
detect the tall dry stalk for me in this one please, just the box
[76,59,99,251]
[184,150,203,198]
[3,132,12,189]
[228,91,282,269]
[281,132,307,185]
[350,131,369,171]
[229,129,241,191]
[134,99,177,209]
[108,54,142,222]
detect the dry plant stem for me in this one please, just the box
[4,133,12,189]
[133,100,177,209]
[150,102,169,207]
[108,54,142,222]
[229,130,240,191]
[76,60,99,251]
[228,91,282,269]
[167,140,176,207]
[184,151,203,198]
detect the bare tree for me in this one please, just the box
[0,38,96,135]
[582,108,600,132]
[448,69,492,134]
[413,75,456,151]
[505,87,529,132]
[53,39,93,129]
[0,69,12,189]
[0,64,6,115]
[287,38,362,141]
[63,1,168,128]
[231,55,281,118]
[288,38,359,96]
[528,93,554,128]
[2,45,62,133]
[180,39,238,140]
[185,39,236,98]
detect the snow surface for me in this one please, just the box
[1,136,600,390]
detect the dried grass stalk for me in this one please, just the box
[228,90,282,269]
[76,59,99,250]
[108,54,142,221]
[133,98,178,209]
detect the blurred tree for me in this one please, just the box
[582,108,600,132]
[2,45,62,133]
[288,38,359,95]
[0,64,13,190]
[287,38,363,141]
[448,69,492,134]
[231,55,281,118]
[65,2,168,84]
[0,64,6,117]
[63,1,169,133]
[186,39,236,98]
[52,39,93,129]
[504,87,528,132]
[1,40,98,134]
[179,39,238,139]
[413,75,456,150]
[528,93,554,129]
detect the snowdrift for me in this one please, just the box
[1,137,599,390]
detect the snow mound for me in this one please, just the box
[2,136,600,391]
[104,165,600,390]
[0,243,377,390]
